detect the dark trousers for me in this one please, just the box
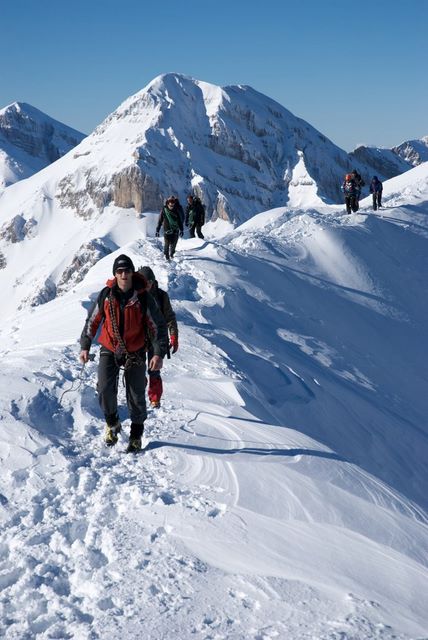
[345,195,359,214]
[372,193,382,210]
[189,223,204,239]
[164,232,179,260]
[98,347,147,436]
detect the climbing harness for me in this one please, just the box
[108,292,145,371]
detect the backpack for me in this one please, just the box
[163,206,180,233]
[344,179,356,194]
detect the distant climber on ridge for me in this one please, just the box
[341,173,359,214]
[156,196,184,261]
[369,176,383,211]
[185,194,206,239]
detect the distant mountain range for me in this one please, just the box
[0,74,426,224]
[0,102,85,190]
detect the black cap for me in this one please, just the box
[139,266,156,282]
[113,254,135,274]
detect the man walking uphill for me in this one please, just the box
[156,196,184,261]
[369,176,383,211]
[185,194,205,239]
[79,255,168,453]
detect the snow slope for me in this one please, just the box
[0,165,427,639]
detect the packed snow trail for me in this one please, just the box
[1,200,428,639]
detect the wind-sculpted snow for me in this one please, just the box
[0,166,427,638]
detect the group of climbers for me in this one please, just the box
[78,172,387,452]
[78,191,207,452]
[341,170,383,213]
[156,194,205,261]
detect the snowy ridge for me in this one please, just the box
[0,163,427,638]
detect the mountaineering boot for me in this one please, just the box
[126,437,142,453]
[150,400,161,409]
[104,421,122,446]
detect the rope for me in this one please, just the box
[108,292,145,371]
[59,362,89,404]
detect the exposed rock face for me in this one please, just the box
[349,135,428,182]
[56,173,110,219]
[350,146,411,181]
[57,239,111,294]
[0,215,37,243]
[392,136,428,167]
[112,166,163,212]
[20,277,57,309]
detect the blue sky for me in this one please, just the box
[2,0,427,151]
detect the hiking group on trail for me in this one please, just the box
[78,192,205,451]
[341,169,383,214]
[156,194,206,260]
[77,175,387,451]
[79,254,179,453]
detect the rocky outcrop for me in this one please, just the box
[392,136,428,167]
[112,165,163,212]
[349,145,411,181]
[0,215,37,243]
[57,239,111,294]
[20,277,57,309]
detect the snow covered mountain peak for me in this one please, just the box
[41,72,362,223]
[0,101,85,190]
[2,72,415,233]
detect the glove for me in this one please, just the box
[179,230,183,237]
[169,334,178,353]
[155,231,160,237]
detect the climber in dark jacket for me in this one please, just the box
[185,195,205,239]
[341,174,359,214]
[138,266,179,408]
[351,168,365,203]
[156,196,184,260]
[369,176,383,211]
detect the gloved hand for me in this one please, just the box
[155,231,160,237]
[169,334,179,353]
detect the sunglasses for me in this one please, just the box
[115,268,132,275]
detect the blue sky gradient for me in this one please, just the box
[2,0,427,150]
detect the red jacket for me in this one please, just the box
[80,273,168,357]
